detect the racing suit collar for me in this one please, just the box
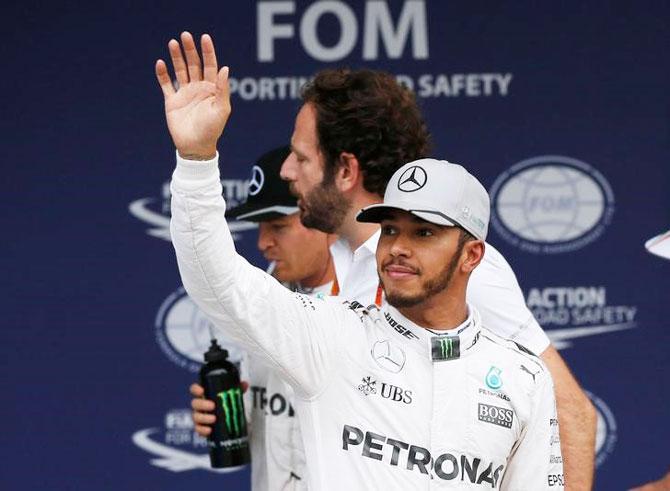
[381,304,482,362]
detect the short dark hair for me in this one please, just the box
[457,227,477,248]
[301,69,431,196]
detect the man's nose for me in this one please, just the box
[280,152,297,181]
[389,234,412,258]
[257,226,274,252]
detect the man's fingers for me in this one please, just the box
[193,410,216,425]
[168,38,189,86]
[192,397,215,412]
[201,34,218,83]
[195,424,212,437]
[241,380,249,393]
[215,66,231,109]
[180,31,202,82]
[189,383,205,397]
[155,60,175,97]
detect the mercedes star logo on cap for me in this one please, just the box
[397,165,427,192]
[248,165,265,196]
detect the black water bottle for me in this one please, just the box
[199,339,251,468]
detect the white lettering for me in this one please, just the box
[414,73,513,98]
[258,0,429,62]
[451,74,465,96]
[363,0,428,60]
[527,287,607,308]
[300,1,357,61]
[480,74,496,96]
[257,1,295,62]
[395,74,414,90]
[227,74,512,101]
[495,73,513,96]
[238,78,259,100]
[258,77,275,100]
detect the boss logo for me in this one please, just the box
[478,403,513,429]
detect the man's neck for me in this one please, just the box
[339,192,382,252]
[396,286,469,331]
[300,257,336,289]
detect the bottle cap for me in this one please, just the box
[204,339,229,363]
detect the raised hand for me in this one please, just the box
[155,32,231,160]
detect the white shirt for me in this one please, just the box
[243,281,333,490]
[330,233,550,355]
[170,157,564,490]
[330,233,380,305]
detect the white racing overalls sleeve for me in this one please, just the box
[501,371,565,490]
[169,154,345,399]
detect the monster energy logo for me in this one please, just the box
[441,339,454,358]
[431,336,460,361]
[217,388,246,437]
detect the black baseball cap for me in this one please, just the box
[226,146,298,222]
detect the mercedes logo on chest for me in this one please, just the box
[371,339,406,373]
[248,165,265,196]
[397,166,427,192]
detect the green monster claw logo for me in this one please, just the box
[486,366,503,390]
[431,336,460,361]
[217,388,246,437]
[440,338,454,359]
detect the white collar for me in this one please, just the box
[330,229,380,264]
[379,304,482,362]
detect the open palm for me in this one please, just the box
[156,32,231,159]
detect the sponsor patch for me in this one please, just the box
[431,336,460,361]
[478,403,513,429]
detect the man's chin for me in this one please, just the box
[301,212,338,234]
[385,291,425,309]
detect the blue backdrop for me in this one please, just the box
[3,1,668,489]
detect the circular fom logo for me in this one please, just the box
[585,390,618,467]
[155,287,245,372]
[489,156,615,254]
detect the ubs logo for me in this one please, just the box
[357,376,413,404]
[380,382,413,405]
[397,166,427,192]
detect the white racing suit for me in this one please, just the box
[171,157,564,490]
[243,355,307,490]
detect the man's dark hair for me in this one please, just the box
[301,69,431,196]
[457,228,477,248]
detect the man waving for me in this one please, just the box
[158,32,564,489]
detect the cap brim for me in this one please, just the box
[228,204,299,222]
[356,204,458,227]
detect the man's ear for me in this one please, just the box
[334,152,361,193]
[461,240,485,274]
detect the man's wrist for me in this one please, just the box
[177,148,217,161]
[174,150,220,188]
